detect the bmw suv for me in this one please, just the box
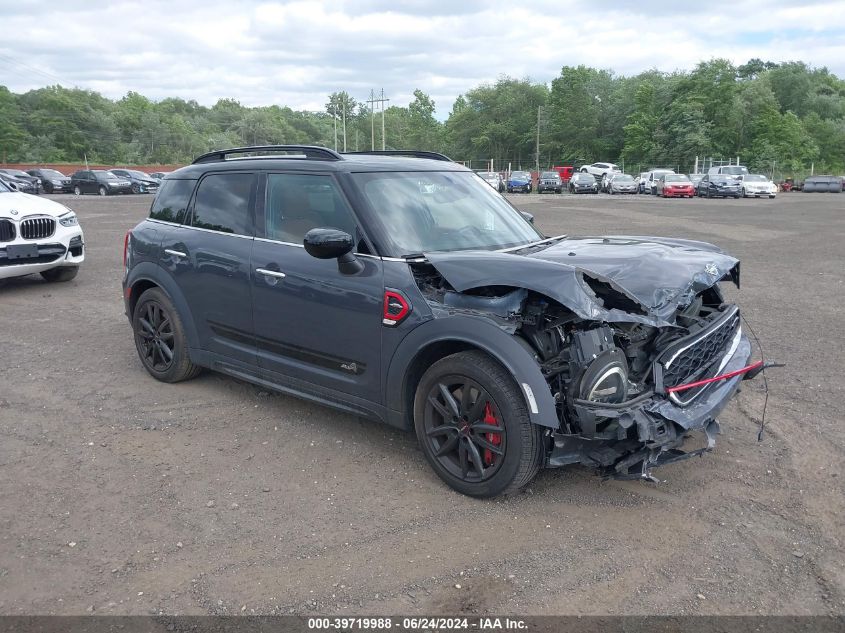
[122,145,763,497]
[1,178,84,283]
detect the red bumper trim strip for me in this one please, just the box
[666,360,764,394]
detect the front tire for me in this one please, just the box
[73,185,81,196]
[132,287,201,383]
[40,266,78,282]
[98,186,107,196]
[414,351,544,498]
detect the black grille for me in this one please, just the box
[20,217,56,240]
[0,219,14,242]
[659,308,740,390]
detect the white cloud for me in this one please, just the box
[1,0,843,117]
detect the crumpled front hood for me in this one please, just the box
[0,192,72,219]
[425,235,740,327]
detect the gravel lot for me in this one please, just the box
[1,191,842,616]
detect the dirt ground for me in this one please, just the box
[0,190,842,616]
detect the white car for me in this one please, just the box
[579,162,622,179]
[0,179,84,283]
[737,174,777,198]
[645,169,675,195]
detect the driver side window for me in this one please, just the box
[265,173,358,246]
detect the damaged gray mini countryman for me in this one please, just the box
[123,146,765,497]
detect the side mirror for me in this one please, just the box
[520,211,535,224]
[303,227,363,275]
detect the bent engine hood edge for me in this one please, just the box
[425,236,740,327]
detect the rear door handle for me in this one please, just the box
[256,268,286,279]
[164,249,187,258]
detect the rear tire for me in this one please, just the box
[414,351,544,498]
[40,266,78,283]
[132,287,201,383]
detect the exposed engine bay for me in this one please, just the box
[411,246,754,479]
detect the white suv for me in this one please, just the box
[0,179,84,283]
[579,162,622,178]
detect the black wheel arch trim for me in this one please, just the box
[385,315,559,430]
[124,261,201,351]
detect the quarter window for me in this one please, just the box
[264,173,357,245]
[191,173,254,235]
[149,179,195,224]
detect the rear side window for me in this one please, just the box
[190,173,254,235]
[149,179,195,224]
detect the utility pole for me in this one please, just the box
[342,97,347,152]
[366,89,389,151]
[535,105,541,183]
[332,102,337,151]
[367,90,375,150]
[381,89,389,150]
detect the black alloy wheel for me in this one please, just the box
[136,300,175,373]
[414,351,543,497]
[132,287,201,383]
[422,377,507,483]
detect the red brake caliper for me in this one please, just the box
[482,402,501,466]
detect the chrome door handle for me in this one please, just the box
[164,249,187,258]
[256,268,286,279]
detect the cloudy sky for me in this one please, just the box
[2,0,844,117]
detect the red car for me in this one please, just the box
[552,165,574,184]
[656,173,695,198]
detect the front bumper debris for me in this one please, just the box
[547,334,753,478]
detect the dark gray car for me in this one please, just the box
[122,145,763,497]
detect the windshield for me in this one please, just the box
[129,170,150,179]
[573,174,594,182]
[510,171,529,180]
[351,171,542,256]
[720,166,748,175]
[745,174,767,182]
[614,175,634,182]
[41,169,66,178]
[95,170,120,181]
[665,174,690,182]
[541,172,559,179]
[4,169,28,177]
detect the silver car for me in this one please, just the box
[607,174,638,194]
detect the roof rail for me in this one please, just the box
[192,145,342,164]
[342,150,453,162]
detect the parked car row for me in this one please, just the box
[0,167,171,196]
[473,163,828,199]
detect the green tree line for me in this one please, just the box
[1,58,843,177]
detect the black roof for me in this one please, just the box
[168,145,467,179]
